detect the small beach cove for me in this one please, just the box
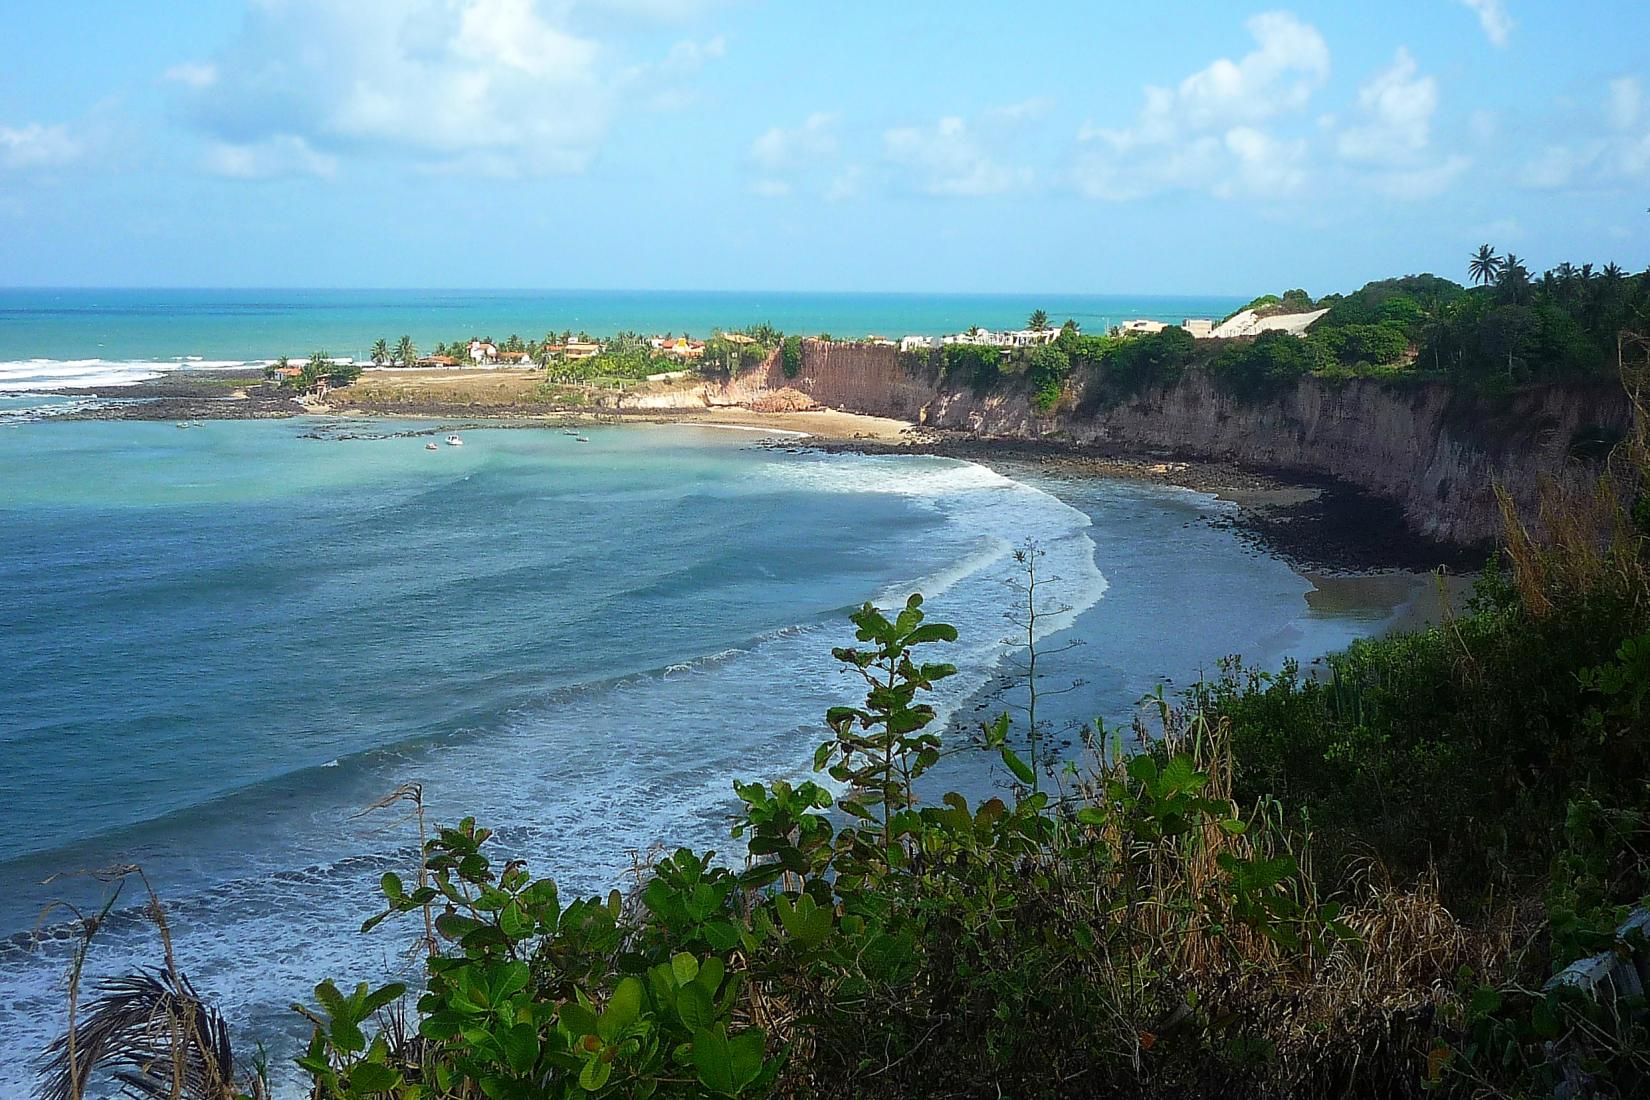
[0,404,1460,1093]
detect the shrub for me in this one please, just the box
[942,343,1004,394]
[779,336,802,379]
[1104,326,1197,391]
[1020,343,1071,412]
[1208,330,1325,398]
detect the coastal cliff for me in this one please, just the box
[657,339,1630,546]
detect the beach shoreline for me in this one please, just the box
[43,366,1482,582]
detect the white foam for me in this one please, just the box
[0,358,257,392]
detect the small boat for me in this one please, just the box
[563,430,578,436]
[576,435,590,443]
[425,442,439,451]
[445,435,464,447]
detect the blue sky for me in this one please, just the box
[2,0,1647,294]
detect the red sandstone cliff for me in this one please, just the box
[620,339,1627,545]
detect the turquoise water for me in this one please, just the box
[0,288,1245,395]
[0,417,1394,1094]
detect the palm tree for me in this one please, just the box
[1468,244,1503,286]
[369,338,390,366]
[1603,262,1626,283]
[1027,309,1050,331]
[37,970,253,1100]
[395,336,416,367]
[1498,253,1531,297]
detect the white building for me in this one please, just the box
[1115,319,1169,337]
[899,335,934,353]
[940,328,1060,349]
[1182,318,1215,339]
[468,339,499,364]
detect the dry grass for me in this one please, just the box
[339,368,548,406]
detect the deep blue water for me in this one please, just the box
[0,417,1402,1094]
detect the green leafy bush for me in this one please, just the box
[941,343,1004,393]
[779,336,802,379]
[1209,330,1327,398]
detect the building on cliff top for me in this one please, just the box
[940,328,1060,349]
[1116,319,1170,337]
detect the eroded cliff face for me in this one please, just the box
[613,340,1625,544]
[777,341,1628,545]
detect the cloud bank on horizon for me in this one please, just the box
[0,0,1646,293]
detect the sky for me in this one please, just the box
[1,0,1647,295]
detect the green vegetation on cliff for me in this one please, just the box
[950,256,1650,414]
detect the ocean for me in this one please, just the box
[0,289,1408,1095]
[0,287,1244,398]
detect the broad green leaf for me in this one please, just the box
[579,1056,612,1092]
[558,1001,598,1037]
[347,1061,398,1095]
[727,1029,767,1089]
[1000,747,1035,785]
[499,901,533,940]
[692,1027,737,1095]
[697,955,726,996]
[494,961,530,1001]
[676,981,716,1031]
[503,1022,540,1074]
[670,953,700,987]
[598,977,643,1041]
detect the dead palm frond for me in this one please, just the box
[35,969,240,1100]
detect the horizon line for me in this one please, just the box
[0,284,1259,299]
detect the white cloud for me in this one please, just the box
[883,116,1031,197]
[1518,76,1650,191]
[1082,11,1329,148]
[1073,12,1327,201]
[751,112,839,173]
[823,164,864,203]
[1222,127,1309,197]
[1457,0,1514,47]
[1608,77,1643,132]
[1371,155,1470,199]
[162,62,218,89]
[1520,144,1580,189]
[662,35,726,74]
[0,123,84,170]
[983,99,1054,125]
[205,135,338,180]
[1337,49,1436,164]
[174,0,715,177]
[1333,49,1466,199]
[748,112,842,198]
